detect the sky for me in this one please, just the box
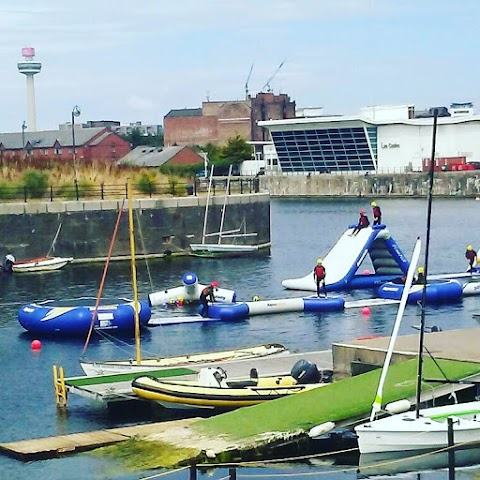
[1,0,479,133]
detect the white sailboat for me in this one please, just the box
[355,110,480,454]
[190,165,259,257]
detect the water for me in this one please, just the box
[2,197,480,479]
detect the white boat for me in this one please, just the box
[13,255,74,273]
[355,110,480,454]
[80,342,289,376]
[190,165,259,257]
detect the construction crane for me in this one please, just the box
[261,60,285,93]
[245,64,254,99]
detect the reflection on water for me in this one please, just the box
[2,198,480,479]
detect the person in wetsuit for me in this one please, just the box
[465,245,477,272]
[199,281,218,316]
[371,201,382,225]
[351,210,370,236]
[313,258,327,298]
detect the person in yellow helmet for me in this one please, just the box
[371,201,382,225]
[465,245,477,271]
[313,258,327,298]
[415,266,425,284]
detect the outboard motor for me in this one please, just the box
[2,254,15,273]
[291,359,321,384]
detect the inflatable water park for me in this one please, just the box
[282,223,480,298]
[19,224,480,334]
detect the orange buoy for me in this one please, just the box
[31,339,42,350]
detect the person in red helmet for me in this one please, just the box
[350,209,370,236]
[199,281,218,316]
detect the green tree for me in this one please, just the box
[220,135,253,165]
[23,169,48,198]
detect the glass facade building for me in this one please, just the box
[270,125,377,173]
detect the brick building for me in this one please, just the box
[120,145,204,167]
[164,92,295,147]
[0,127,131,163]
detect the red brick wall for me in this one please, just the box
[168,147,204,165]
[164,116,218,146]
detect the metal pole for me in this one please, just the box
[72,110,77,187]
[22,121,27,158]
[447,417,455,480]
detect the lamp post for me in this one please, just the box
[71,105,81,190]
[21,121,27,157]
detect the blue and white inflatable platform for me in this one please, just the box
[282,224,409,293]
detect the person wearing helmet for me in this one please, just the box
[415,266,425,284]
[313,258,327,297]
[465,245,478,272]
[350,209,370,236]
[199,281,218,316]
[371,201,382,225]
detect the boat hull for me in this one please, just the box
[132,374,325,409]
[80,342,289,376]
[18,300,151,336]
[355,402,480,453]
[13,256,74,273]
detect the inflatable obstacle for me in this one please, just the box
[282,224,409,293]
[148,272,236,306]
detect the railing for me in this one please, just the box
[0,177,261,202]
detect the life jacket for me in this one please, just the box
[360,215,370,227]
[314,265,326,279]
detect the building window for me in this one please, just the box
[54,147,62,155]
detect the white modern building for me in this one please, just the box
[258,103,480,174]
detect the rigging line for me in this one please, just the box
[422,344,452,382]
[81,199,126,356]
[46,222,62,256]
[134,207,155,293]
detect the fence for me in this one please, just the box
[0,177,260,202]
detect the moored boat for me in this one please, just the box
[80,342,289,376]
[12,255,74,273]
[18,299,151,336]
[131,359,328,409]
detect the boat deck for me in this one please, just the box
[65,350,334,404]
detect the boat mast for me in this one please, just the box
[201,165,215,245]
[127,180,141,365]
[415,108,438,418]
[218,165,233,244]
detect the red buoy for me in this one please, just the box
[362,306,371,316]
[31,339,42,350]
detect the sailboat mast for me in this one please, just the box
[127,181,141,365]
[218,165,233,244]
[201,165,215,245]
[415,108,438,418]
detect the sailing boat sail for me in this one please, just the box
[189,165,259,257]
[355,109,480,454]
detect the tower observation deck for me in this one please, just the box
[17,47,42,132]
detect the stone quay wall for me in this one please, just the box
[0,193,270,263]
[262,171,480,198]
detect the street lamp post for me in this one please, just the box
[71,105,81,197]
[21,121,27,158]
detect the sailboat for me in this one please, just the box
[355,109,480,454]
[189,165,259,257]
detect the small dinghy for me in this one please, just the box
[12,255,74,273]
[132,359,330,410]
[377,279,463,304]
[18,298,151,336]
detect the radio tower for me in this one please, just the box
[17,47,42,132]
